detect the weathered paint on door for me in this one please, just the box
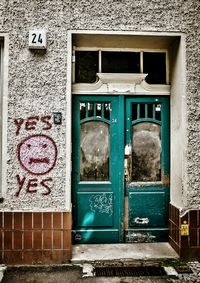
[72,95,169,243]
[124,97,170,243]
[72,96,124,243]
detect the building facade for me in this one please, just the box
[0,0,199,264]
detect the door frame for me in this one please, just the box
[72,95,170,243]
[67,31,187,246]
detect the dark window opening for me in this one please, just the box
[148,104,153,118]
[102,51,140,73]
[74,50,167,84]
[143,52,166,84]
[132,104,137,121]
[139,104,145,118]
[75,51,98,83]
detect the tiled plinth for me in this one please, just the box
[0,212,72,264]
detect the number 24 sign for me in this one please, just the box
[29,30,47,49]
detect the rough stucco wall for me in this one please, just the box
[0,0,71,210]
[0,0,199,211]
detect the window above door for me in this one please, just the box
[74,49,167,85]
[72,33,174,95]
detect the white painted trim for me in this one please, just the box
[0,34,8,198]
[181,34,187,209]
[98,50,102,73]
[166,50,170,85]
[65,31,72,211]
[140,52,143,73]
[170,33,187,209]
[72,73,170,95]
[70,30,184,37]
[98,73,147,84]
[74,47,169,52]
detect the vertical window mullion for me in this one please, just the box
[99,50,102,73]
[145,104,148,118]
[94,103,96,117]
[86,103,89,118]
[102,103,104,118]
[166,51,169,84]
[140,51,143,74]
[137,104,140,119]
[153,104,156,119]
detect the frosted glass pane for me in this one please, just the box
[80,122,110,181]
[132,123,161,181]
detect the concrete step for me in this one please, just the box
[71,243,179,264]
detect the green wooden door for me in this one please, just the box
[72,95,169,244]
[124,97,170,242]
[72,96,124,243]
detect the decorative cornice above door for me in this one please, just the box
[72,73,170,95]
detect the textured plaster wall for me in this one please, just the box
[0,0,199,211]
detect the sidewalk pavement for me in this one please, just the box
[1,261,200,283]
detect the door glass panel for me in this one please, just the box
[80,121,110,181]
[104,103,111,120]
[132,122,161,182]
[155,104,161,121]
[80,103,86,119]
[96,103,102,117]
[88,103,94,117]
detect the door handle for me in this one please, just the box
[124,144,132,182]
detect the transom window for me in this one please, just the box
[74,50,167,85]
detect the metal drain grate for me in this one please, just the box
[95,266,167,277]
[175,266,193,274]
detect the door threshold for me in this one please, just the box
[71,243,179,263]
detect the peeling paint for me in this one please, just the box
[126,232,156,243]
[161,171,170,185]
[134,217,149,224]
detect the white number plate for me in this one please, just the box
[29,30,47,49]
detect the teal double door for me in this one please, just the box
[72,95,170,244]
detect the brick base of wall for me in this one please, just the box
[1,207,199,263]
[169,204,200,259]
[0,211,72,264]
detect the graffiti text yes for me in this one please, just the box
[14,115,52,136]
[15,175,52,197]
[14,115,57,197]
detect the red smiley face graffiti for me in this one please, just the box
[18,134,57,175]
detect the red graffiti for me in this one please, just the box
[15,175,26,197]
[15,175,52,197]
[14,115,52,136]
[26,178,38,193]
[41,116,52,130]
[14,118,24,136]
[40,178,52,195]
[29,157,49,165]
[18,134,57,175]
[25,116,39,131]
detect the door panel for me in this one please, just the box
[128,190,166,227]
[72,95,170,244]
[77,192,114,227]
[124,97,170,242]
[72,96,124,243]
